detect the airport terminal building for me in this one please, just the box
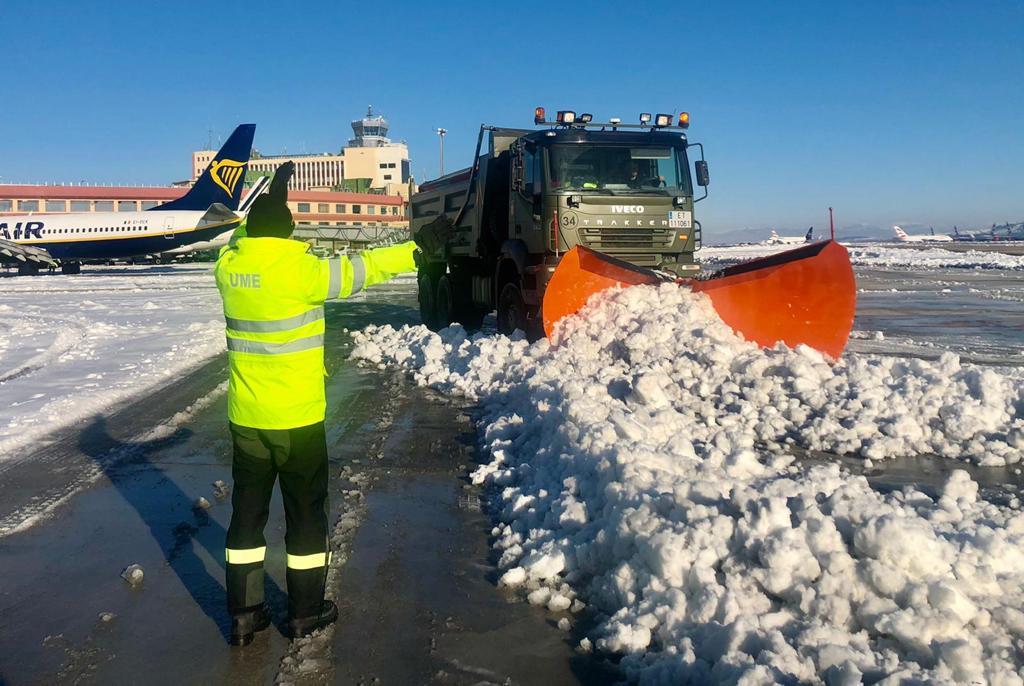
[192,108,412,199]
[0,185,406,229]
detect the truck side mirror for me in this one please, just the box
[695,160,710,187]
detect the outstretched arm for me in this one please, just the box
[310,241,418,302]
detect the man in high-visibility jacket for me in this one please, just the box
[214,162,453,645]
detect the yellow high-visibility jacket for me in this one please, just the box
[214,237,417,429]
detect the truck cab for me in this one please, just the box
[411,110,709,338]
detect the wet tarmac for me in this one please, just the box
[0,264,1020,685]
[0,278,615,685]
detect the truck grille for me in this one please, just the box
[580,227,675,250]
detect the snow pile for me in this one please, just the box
[704,243,1024,272]
[352,285,1024,684]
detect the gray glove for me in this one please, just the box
[415,215,456,254]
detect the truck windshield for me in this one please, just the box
[548,145,691,194]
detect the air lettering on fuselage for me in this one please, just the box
[0,221,44,240]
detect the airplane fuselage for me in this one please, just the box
[0,210,240,260]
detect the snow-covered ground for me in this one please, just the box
[0,265,225,461]
[704,243,1024,272]
[352,284,1024,684]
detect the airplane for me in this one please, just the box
[892,225,953,243]
[0,123,256,274]
[159,175,270,257]
[764,227,814,245]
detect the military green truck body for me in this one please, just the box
[411,116,709,336]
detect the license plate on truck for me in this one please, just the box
[668,211,692,229]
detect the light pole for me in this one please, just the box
[435,128,447,177]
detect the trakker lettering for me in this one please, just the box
[0,221,44,240]
[611,205,645,214]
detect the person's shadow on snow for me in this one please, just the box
[77,416,288,642]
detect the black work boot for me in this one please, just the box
[288,600,338,639]
[230,604,272,646]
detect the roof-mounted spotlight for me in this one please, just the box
[556,110,577,124]
[534,107,546,125]
[579,113,593,124]
[609,117,621,124]
[654,113,672,127]
[639,112,652,125]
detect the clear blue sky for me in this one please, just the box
[1,0,1021,235]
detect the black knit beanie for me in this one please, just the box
[246,161,295,238]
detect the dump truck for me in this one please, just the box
[411,109,710,337]
[413,109,858,359]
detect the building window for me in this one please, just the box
[46,200,66,212]
[392,207,398,215]
[379,163,387,169]
[368,206,375,215]
[318,203,329,213]
[335,204,345,213]
[388,163,397,168]
[0,200,11,211]
[352,205,361,214]
[70,201,90,211]
[319,221,329,226]
[297,203,310,213]
[18,200,39,212]
[95,201,113,212]
[383,174,392,180]
[141,201,159,210]
[118,201,137,212]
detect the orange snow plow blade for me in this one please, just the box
[542,241,857,359]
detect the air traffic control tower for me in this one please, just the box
[342,107,411,198]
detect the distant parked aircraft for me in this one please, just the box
[0,124,257,274]
[893,225,953,243]
[764,227,814,245]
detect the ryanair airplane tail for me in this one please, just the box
[151,123,256,212]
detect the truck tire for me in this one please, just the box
[497,282,528,336]
[418,268,443,330]
[436,275,455,328]
[439,272,485,331]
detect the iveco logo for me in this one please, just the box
[611,205,645,214]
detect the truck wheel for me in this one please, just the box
[497,282,528,336]
[418,269,443,330]
[436,275,455,328]
[61,262,81,275]
[442,271,485,331]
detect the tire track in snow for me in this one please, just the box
[0,315,87,384]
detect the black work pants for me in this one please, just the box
[225,421,329,619]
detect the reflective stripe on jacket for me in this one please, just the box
[214,237,418,429]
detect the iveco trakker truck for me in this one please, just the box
[411,108,710,337]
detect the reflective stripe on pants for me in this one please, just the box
[226,546,267,564]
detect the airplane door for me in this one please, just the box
[163,216,175,240]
